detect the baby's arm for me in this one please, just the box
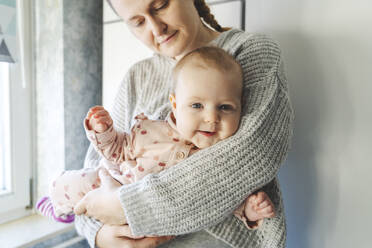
[84,106,132,165]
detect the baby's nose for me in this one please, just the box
[204,110,219,123]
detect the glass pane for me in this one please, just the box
[0,62,10,194]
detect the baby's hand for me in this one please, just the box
[244,191,275,222]
[86,106,113,133]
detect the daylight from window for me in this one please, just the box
[0,62,10,194]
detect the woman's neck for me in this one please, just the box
[174,25,220,61]
[198,24,221,45]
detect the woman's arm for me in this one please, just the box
[118,34,294,236]
[96,224,174,248]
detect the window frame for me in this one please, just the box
[0,63,11,194]
[0,0,34,224]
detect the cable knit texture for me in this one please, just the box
[75,29,293,248]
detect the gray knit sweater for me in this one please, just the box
[75,28,293,248]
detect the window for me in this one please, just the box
[0,63,11,195]
[0,0,33,224]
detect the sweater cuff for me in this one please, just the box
[74,215,103,248]
[118,180,161,236]
[84,119,115,148]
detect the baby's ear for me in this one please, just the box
[169,94,177,111]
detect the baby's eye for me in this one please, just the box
[191,103,202,109]
[219,104,233,111]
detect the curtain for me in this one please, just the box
[0,0,16,63]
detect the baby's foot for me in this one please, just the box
[244,191,275,222]
[36,196,75,223]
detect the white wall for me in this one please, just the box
[103,1,152,108]
[244,1,372,247]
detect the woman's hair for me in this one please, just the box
[106,0,229,32]
[194,0,230,32]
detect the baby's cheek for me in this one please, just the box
[227,121,240,136]
[177,122,194,140]
[184,130,196,142]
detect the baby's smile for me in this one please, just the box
[197,130,216,137]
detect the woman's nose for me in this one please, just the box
[148,16,167,37]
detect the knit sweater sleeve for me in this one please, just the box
[118,33,294,236]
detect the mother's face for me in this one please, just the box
[110,0,203,58]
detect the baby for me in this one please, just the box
[37,46,275,229]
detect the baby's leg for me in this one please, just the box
[244,191,275,222]
[49,168,101,216]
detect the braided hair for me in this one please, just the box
[194,0,230,32]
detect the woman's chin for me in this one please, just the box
[159,47,184,58]
[158,41,189,58]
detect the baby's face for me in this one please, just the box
[171,64,242,149]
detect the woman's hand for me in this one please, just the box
[74,168,127,225]
[96,224,174,248]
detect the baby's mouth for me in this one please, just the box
[198,131,216,137]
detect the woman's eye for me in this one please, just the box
[219,105,233,111]
[153,0,169,11]
[191,103,202,109]
[135,20,145,27]
[131,19,145,27]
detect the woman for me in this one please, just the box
[74,0,293,247]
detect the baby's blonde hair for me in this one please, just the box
[171,46,243,93]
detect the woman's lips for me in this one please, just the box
[198,131,216,137]
[161,31,178,44]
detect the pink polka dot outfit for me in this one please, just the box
[49,113,259,229]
